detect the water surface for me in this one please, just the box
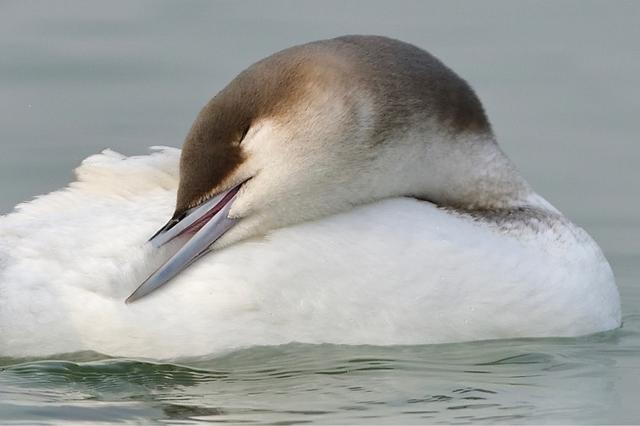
[1,1,638,424]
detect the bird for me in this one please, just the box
[0,35,620,358]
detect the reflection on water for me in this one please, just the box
[1,0,639,424]
[1,325,639,424]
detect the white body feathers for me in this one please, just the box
[0,148,620,358]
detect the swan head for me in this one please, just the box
[126,35,529,303]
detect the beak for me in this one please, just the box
[125,184,242,303]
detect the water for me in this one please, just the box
[1,331,639,424]
[1,1,638,423]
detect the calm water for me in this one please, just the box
[1,1,638,424]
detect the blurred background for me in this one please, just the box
[1,0,638,258]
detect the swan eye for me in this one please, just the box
[238,125,251,145]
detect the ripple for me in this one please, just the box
[0,332,638,424]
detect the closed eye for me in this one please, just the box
[238,124,251,145]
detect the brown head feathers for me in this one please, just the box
[174,35,493,215]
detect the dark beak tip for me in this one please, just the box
[148,218,179,244]
[125,286,148,304]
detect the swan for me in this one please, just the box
[0,35,620,358]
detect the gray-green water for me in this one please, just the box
[1,1,638,424]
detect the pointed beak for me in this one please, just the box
[125,184,242,303]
